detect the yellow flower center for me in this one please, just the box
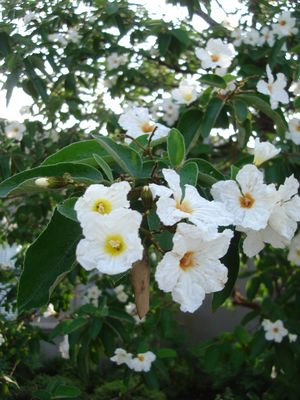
[138,355,145,361]
[104,234,126,256]
[93,199,112,215]
[176,200,192,213]
[180,252,194,271]
[296,124,300,132]
[279,20,286,26]
[296,250,300,257]
[268,83,273,92]
[211,54,220,62]
[183,92,193,102]
[239,192,255,209]
[141,122,154,133]
[272,327,279,333]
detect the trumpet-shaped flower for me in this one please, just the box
[286,118,300,145]
[211,164,277,230]
[155,223,233,313]
[5,121,25,141]
[172,80,198,105]
[243,28,262,46]
[149,169,233,230]
[257,65,289,109]
[75,181,131,229]
[272,11,298,38]
[130,351,156,372]
[118,107,169,141]
[288,232,300,266]
[253,138,280,166]
[262,319,288,343]
[195,38,235,70]
[110,348,132,366]
[76,209,143,275]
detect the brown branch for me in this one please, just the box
[232,290,260,310]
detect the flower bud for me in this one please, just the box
[141,186,153,211]
[35,174,71,188]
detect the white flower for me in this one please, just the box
[196,38,235,70]
[243,28,263,46]
[149,169,233,230]
[253,138,280,166]
[0,243,21,270]
[286,118,300,145]
[107,52,128,70]
[48,33,68,46]
[118,107,169,141]
[0,333,5,346]
[85,285,102,306]
[262,319,288,343]
[74,181,131,229]
[257,65,289,109]
[125,302,145,324]
[272,11,298,38]
[260,27,275,47]
[161,99,180,126]
[289,333,298,343]
[19,106,31,115]
[66,28,81,44]
[218,81,236,96]
[110,348,132,366]
[231,28,243,46]
[155,223,233,313]
[271,366,277,379]
[290,81,300,96]
[130,351,156,372]
[211,164,276,230]
[76,209,143,275]
[24,12,38,25]
[172,80,198,105]
[239,174,300,257]
[5,121,25,141]
[43,303,56,318]
[288,232,300,266]
[114,284,128,303]
[59,335,69,359]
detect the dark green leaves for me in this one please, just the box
[212,232,241,311]
[201,97,225,138]
[167,128,186,167]
[232,99,248,123]
[177,109,203,152]
[17,209,82,313]
[93,153,114,182]
[199,74,227,89]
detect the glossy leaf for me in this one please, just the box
[93,153,114,182]
[177,109,203,152]
[199,74,227,89]
[200,97,225,138]
[57,197,78,222]
[167,128,186,167]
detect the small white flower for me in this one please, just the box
[161,99,179,126]
[286,118,300,145]
[107,52,128,70]
[66,28,81,44]
[43,303,56,318]
[195,38,235,70]
[288,232,300,266]
[211,164,277,231]
[262,319,288,343]
[243,28,263,46]
[24,12,38,25]
[76,209,143,275]
[130,351,156,372]
[257,65,289,110]
[125,302,145,324]
[5,121,26,141]
[289,333,298,343]
[19,106,31,115]
[290,81,300,96]
[155,223,233,313]
[271,366,277,379]
[0,243,21,270]
[252,138,280,166]
[114,284,128,303]
[59,335,69,359]
[260,27,275,47]
[218,81,236,96]
[48,33,68,46]
[172,80,198,105]
[150,169,233,230]
[272,11,298,38]
[231,28,243,46]
[84,285,102,306]
[0,333,5,346]
[110,348,132,366]
[118,107,169,141]
[74,181,131,230]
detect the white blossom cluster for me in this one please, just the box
[114,284,128,303]
[231,11,298,47]
[48,28,81,46]
[0,243,21,270]
[125,302,145,324]
[110,348,156,372]
[84,285,102,306]
[75,182,143,275]
[262,319,297,343]
[107,53,128,70]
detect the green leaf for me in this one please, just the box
[96,136,142,177]
[234,93,287,135]
[189,158,224,181]
[157,348,177,359]
[0,163,102,198]
[93,153,114,182]
[230,165,240,180]
[57,197,78,222]
[53,385,81,398]
[64,318,87,334]
[233,99,248,123]
[177,109,203,152]
[24,58,48,104]
[158,33,172,56]
[179,162,198,187]
[42,140,109,166]
[199,74,227,89]
[171,28,190,45]
[0,32,11,56]
[17,209,82,313]
[167,128,186,168]
[212,232,241,311]
[200,97,225,138]
[294,97,300,111]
